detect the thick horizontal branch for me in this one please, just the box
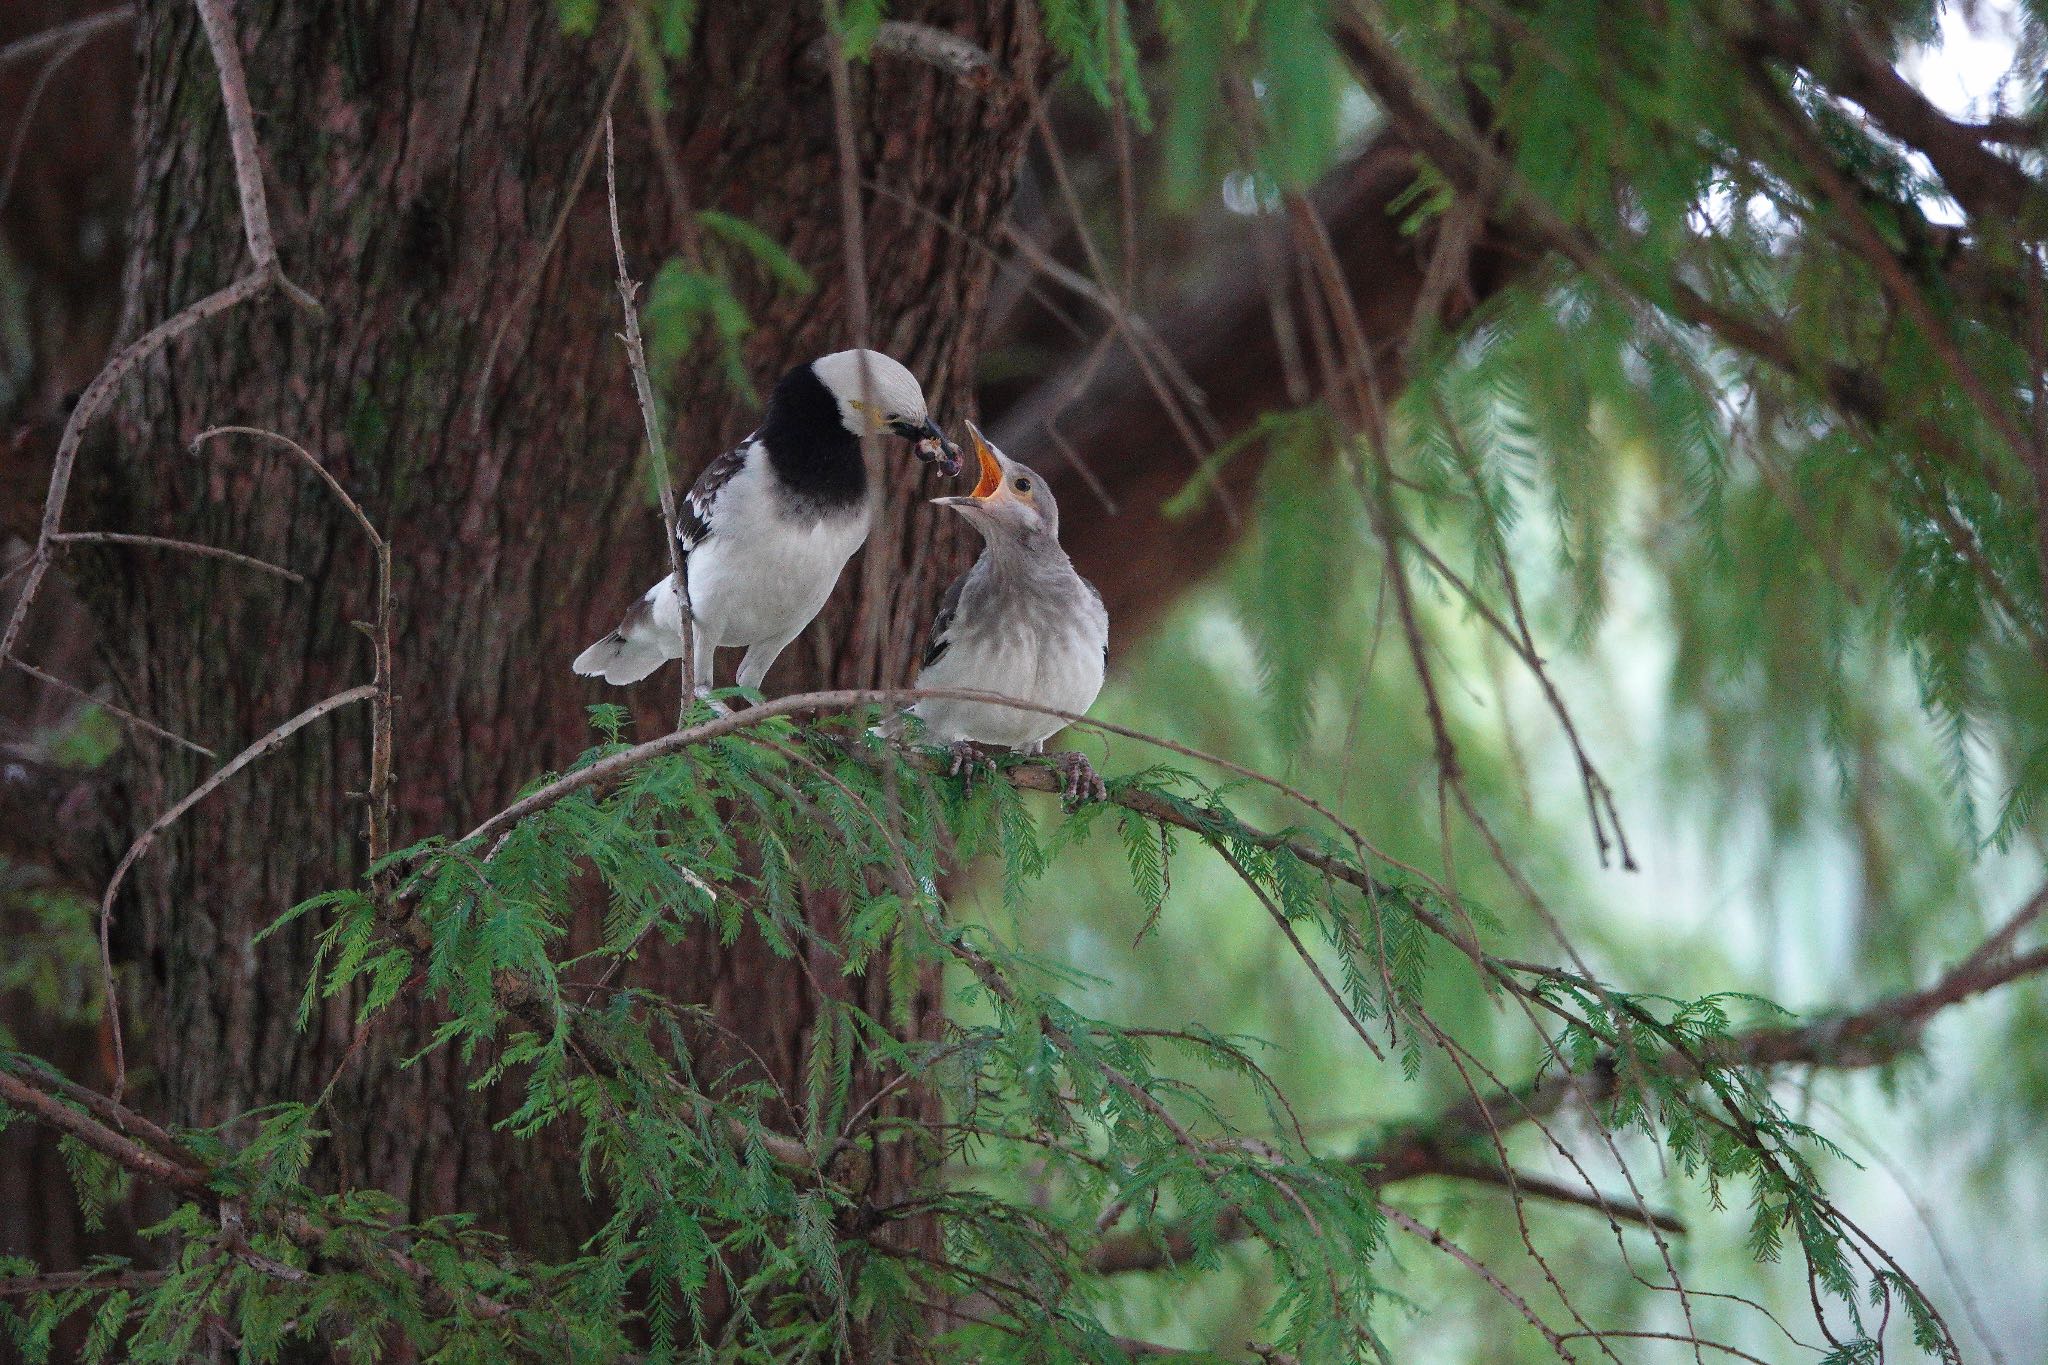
[1746,1,2047,227]
[0,1269,165,1299]
[0,1066,210,1196]
[0,1056,513,1320]
[1085,883,2048,1274]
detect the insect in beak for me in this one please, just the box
[896,415,963,476]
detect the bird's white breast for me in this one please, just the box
[686,454,873,647]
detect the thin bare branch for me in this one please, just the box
[53,530,304,583]
[472,42,632,429]
[98,685,378,1099]
[1,269,271,668]
[1210,838,1385,1060]
[188,424,394,867]
[1436,1159,1687,1236]
[0,15,109,217]
[0,6,132,72]
[1,653,214,757]
[1382,1205,1572,1359]
[1025,96,1235,524]
[190,425,381,549]
[191,0,317,310]
[604,113,695,706]
[819,0,898,681]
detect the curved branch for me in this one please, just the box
[98,685,378,1098]
[1084,883,2048,1275]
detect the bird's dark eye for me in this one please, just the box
[1013,477,1032,494]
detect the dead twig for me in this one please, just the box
[52,530,304,584]
[1,271,271,669]
[3,0,323,714]
[0,6,132,72]
[472,43,632,430]
[0,15,113,217]
[1382,1205,1571,1359]
[190,426,393,869]
[98,685,378,1099]
[1,654,214,757]
[191,0,318,311]
[603,113,695,709]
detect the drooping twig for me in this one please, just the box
[819,0,895,682]
[1,653,214,757]
[472,43,632,430]
[0,6,133,72]
[98,685,378,1099]
[0,14,114,217]
[191,426,378,549]
[52,530,305,584]
[1382,1205,1571,1359]
[190,0,317,311]
[191,426,394,870]
[603,113,694,708]
[1025,95,1234,525]
[1085,877,2048,1275]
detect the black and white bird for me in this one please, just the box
[912,421,1109,802]
[574,350,957,695]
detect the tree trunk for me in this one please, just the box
[70,0,1041,1276]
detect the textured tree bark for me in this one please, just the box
[52,0,1041,1299]
[2,1,1526,1336]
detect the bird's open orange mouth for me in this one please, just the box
[965,421,1003,499]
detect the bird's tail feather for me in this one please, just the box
[574,576,688,685]
[572,632,669,686]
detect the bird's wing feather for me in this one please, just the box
[921,570,970,668]
[1081,576,1108,663]
[677,439,752,552]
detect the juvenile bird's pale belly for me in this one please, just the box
[916,627,1104,749]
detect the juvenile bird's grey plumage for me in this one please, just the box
[913,422,1109,802]
[573,350,957,695]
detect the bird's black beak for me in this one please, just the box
[895,416,962,477]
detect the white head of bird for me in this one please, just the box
[932,421,1060,544]
[808,349,959,471]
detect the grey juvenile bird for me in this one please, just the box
[912,421,1109,802]
[574,350,958,695]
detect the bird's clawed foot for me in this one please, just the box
[1049,751,1107,807]
[947,740,997,793]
